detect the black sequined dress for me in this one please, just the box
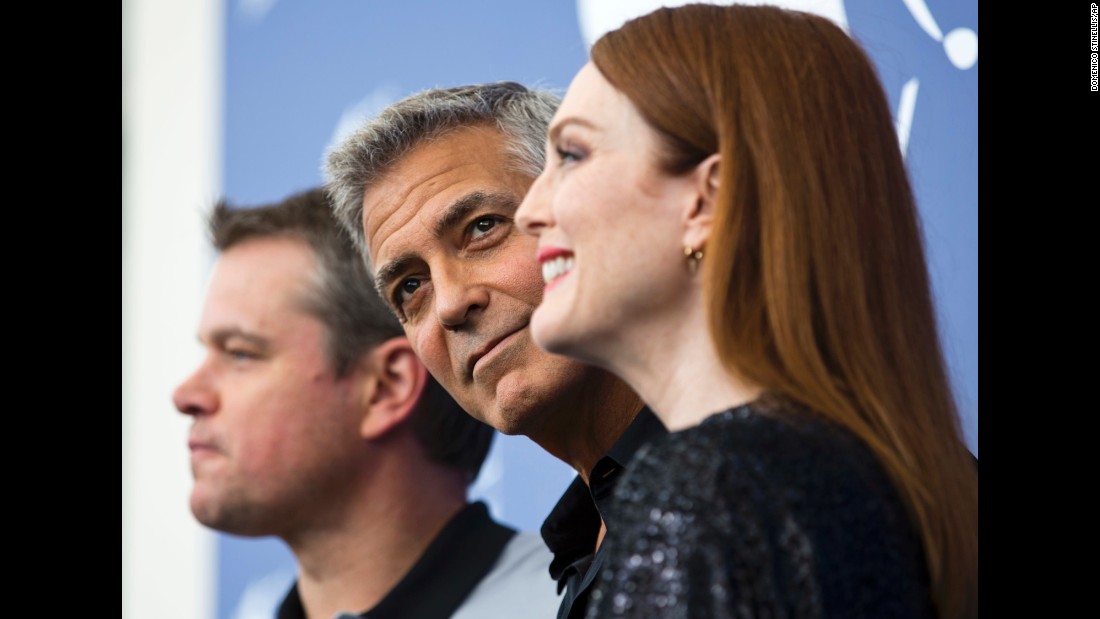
[586,402,935,618]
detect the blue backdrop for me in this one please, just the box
[218,2,976,617]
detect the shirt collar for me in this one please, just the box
[277,501,515,619]
[539,407,667,582]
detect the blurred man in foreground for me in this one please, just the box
[172,187,561,619]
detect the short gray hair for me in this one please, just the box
[324,81,560,262]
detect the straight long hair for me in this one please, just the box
[592,5,977,617]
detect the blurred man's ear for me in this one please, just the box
[358,337,427,440]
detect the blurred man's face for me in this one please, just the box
[172,237,367,536]
[363,125,593,437]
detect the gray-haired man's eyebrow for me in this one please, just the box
[374,191,520,304]
[432,191,519,238]
[374,254,415,303]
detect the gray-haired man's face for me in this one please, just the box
[362,125,594,437]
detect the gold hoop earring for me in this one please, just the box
[684,246,704,274]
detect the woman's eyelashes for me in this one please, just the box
[552,135,589,166]
[555,146,578,163]
[555,145,585,165]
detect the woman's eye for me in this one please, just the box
[556,146,583,164]
[470,217,499,240]
[226,349,255,362]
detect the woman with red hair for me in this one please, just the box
[517,4,977,617]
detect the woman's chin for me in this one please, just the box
[530,304,579,358]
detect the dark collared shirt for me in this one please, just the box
[540,407,668,619]
[277,501,515,619]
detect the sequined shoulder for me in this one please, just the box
[586,404,934,619]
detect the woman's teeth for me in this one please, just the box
[542,255,574,285]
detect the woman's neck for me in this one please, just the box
[612,300,762,432]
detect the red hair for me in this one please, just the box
[593,5,978,617]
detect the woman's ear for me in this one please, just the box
[683,153,720,251]
[359,336,428,440]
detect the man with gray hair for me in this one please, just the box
[325,82,667,619]
[172,186,561,619]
